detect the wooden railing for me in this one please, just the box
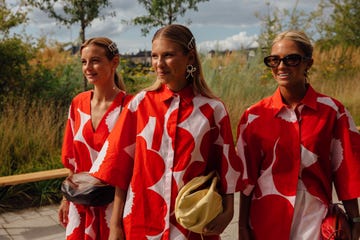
[0,168,69,187]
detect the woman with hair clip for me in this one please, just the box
[237,30,360,239]
[90,24,242,239]
[58,37,131,240]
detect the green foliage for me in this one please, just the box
[0,37,83,108]
[132,0,210,36]
[119,58,153,94]
[0,0,28,37]
[27,0,114,43]
[257,0,360,49]
[318,0,360,48]
[27,57,83,107]
[0,37,34,103]
[256,1,318,49]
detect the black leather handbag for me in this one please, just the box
[61,172,115,206]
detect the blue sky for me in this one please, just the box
[9,0,320,54]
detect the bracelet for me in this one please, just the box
[352,217,360,223]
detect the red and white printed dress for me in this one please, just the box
[62,90,129,240]
[91,84,243,239]
[236,85,360,239]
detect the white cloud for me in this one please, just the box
[198,32,259,52]
[7,0,320,53]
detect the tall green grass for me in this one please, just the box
[202,50,276,135]
[0,97,65,176]
[0,97,66,211]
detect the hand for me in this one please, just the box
[58,198,69,227]
[202,210,233,236]
[108,225,125,240]
[108,187,126,240]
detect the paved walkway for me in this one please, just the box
[0,204,64,240]
[0,193,240,240]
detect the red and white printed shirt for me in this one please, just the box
[236,85,360,239]
[91,84,242,239]
[62,90,129,240]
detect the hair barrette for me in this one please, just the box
[187,37,195,50]
[108,42,119,56]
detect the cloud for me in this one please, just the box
[8,0,320,53]
[198,32,259,52]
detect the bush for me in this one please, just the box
[0,37,34,104]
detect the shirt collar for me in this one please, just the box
[271,84,318,116]
[159,84,194,105]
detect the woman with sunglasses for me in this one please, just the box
[236,30,360,239]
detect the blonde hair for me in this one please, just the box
[81,37,126,91]
[272,30,313,58]
[272,30,314,80]
[146,24,216,98]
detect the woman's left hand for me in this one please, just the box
[202,193,234,236]
[202,210,233,235]
[58,198,69,228]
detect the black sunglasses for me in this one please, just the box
[264,54,310,68]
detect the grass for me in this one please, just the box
[201,50,277,134]
[0,97,64,176]
[0,97,66,212]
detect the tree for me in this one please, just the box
[131,0,209,36]
[0,0,27,38]
[321,0,360,47]
[0,0,30,104]
[0,38,30,93]
[27,0,114,89]
[27,0,113,43]
[256,0,316,49]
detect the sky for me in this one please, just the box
[9,0,321,54]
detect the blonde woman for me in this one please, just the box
[90,24,242,239]
[237,30,360,239]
